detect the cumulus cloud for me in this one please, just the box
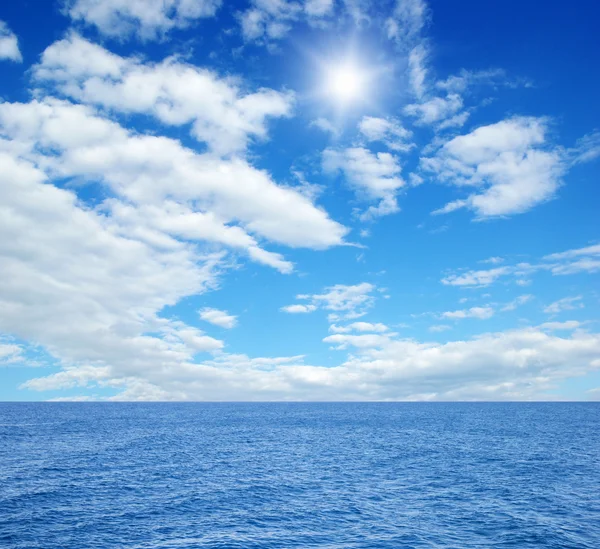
[0,33,349,401]
[0,21,22,62]
[0,98,347,268]
[22,311,600,401]
[65,0,222,40]
[199,308,238,329]
[0,151,225,391]
[34,34,294,156]
[424,116,565,218]
[323,147,404,220]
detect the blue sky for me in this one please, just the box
[0,0,599,401]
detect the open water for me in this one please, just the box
[1,402,599,548]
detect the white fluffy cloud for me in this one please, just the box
[199,308,238,329]
[0,98,347,267]
[323,147,404,220]
[66,0,222,40]
[0,21,22,62]
[0,151,225,388]
[0,33,351,402]
[425,117,564,218]
[34,34,294,156]
[22,307,600,401]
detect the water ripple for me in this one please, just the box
[1,402,599,548]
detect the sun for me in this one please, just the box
[325,62,367,104]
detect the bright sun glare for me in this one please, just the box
[326,63,366,103]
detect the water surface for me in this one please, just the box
[1,403,599,548]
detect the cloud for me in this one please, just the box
[405,93,464,126]
[34,34,294,156]
[481,256,504,265]
[501,294,533,311]
[281,304,318,314]
[311,117,339,137]
[323,332,393,350]
[424,116,565,218]
[0,20,22,62]
[0,342,24,364]
[385,0,429,50]
[323,147,404,220]
[429,324,451,333]
[443,244,600,288]
[442,307,494,320]
[199,308,238,329]
[0,151,226,391]
[239,0,335,43]
[543,296,584,315]
[540,321,581,331]
[22,325,600,401]
[329,322,389,333]
[544,242,600,276]
[65,0,222,40]
[435,68,512,94]
[358,116,413,152]
[406,44,428,99]
[0,98,347,265]
[544,243,600,261]
[442,267,510,287]
[283,282,377,321]
[568,131,600,165]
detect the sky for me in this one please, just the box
[0,0,599,401]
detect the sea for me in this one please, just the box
[1,402,599,548]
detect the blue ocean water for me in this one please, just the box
[1,403,599,548]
